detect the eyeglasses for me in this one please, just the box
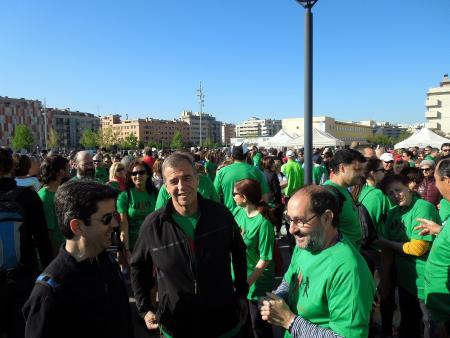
[131,170,147,176]
[384,161,394,164]
[232,192,242,197]
[421,168,432,172]
[83,211,120,226]
[93,160,102,163]
[286,214,318,228]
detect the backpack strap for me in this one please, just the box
[36,273,60,290]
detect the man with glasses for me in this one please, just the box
[93,153,109,183]
[324,149,366,250]
[441,143,450,158]
[71,150,95,180]
[260,185,375,337]
[23,180,133,338]
[380,152,394,174]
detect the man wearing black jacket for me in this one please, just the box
[131,152,248,337]
[22,180,133,338]
[0,148,53,338]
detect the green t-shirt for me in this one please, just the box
[283,237,375,338]
[439,198,450,225]
[312,164,329,185]
[408,161,416,167]
[358,184,391,237]
[107,180,120,191]
[95,167,109,183]
[205,161,218,182]
[155,175,220,210]
[171,211,199,239]
[117,188,156,249]
[253,152,263,170]
[38,187,65,249]
[424,221,450,323]
[214,161,269,212]
[281,160,304,197]
[233,207,275,301]
[385,194,438,300]
[323,181,362,250]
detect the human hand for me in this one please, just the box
[260,293,295,329]
[144,311,159,330]
[415,218,441,236]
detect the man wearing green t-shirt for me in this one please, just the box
[281,150,304,198]
[416,158,450,336]
[93,153,109,183]
[323,148,366,250]
[260,185,375,338]
[214,143,269,212]
[71,150,95,181]
[38,155,70,254]
[131,152,248,337]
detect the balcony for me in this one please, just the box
[425,111,440,119]
[425,121,440,129]
[426,99,441,108]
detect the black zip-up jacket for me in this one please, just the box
[131,194,248,337]
[23,248,134,338]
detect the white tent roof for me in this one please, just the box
[394,128,450,149]
[258,129,298,147]
[286,128,345,147]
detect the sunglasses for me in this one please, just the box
[131,170,147,176]
[443,149,450,152]
[384,161,394,164]
[421,168,432,172]
[84,211,120,226]
[93,160,102,163]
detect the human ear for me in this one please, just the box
[69,219,82,236]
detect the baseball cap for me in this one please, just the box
[232,142,249,155]
[286,150,295,157]
[380,153,394,162]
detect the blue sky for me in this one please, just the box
[1,0,449,125]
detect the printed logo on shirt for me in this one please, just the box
[132,200,153,211]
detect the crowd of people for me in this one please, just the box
[0,141,449,338]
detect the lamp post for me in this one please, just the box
[297,0,317,185]
[42,98,48,150]
[197,82,205,147]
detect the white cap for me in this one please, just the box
[380,152,394,162]
[286,150,295,157]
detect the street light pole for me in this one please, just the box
[197,82,205,147]
[297,0,317,185]
[43,98,48,150]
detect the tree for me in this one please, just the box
[121,133,139,150]
[98,127,119,150]
[12,124,34,151]
[146,139,160,149]
[367,135,394,146]
[394,130,413,144]
[48,128,59,149]
[170,131,184,150]
[202,137,215,149]
[79,128,99,149]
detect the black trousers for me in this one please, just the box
[248,300,273,338]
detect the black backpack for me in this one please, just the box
[0,187,26,271]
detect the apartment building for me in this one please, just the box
[235,117,282,138]
[425,74,450,135]
[178,111,221,145]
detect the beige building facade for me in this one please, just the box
[235,117,282,138]
[425,74,450,135]
[101,115,190,146]
[282,116,373,145]
[178,111,221,145]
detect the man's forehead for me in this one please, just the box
[164,165,195,177]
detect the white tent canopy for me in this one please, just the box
[259,129,298,147]
[394,128,450,149]
[286,128,345,147]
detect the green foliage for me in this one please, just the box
[98,127,118,150]
[202,137,215,149]
[395,131,413,143]
[121,133,139,150]
[367,135,394,146]
[12,124,34,151]
[170,131,184,150]
[48,128,59,149]
[146,139,160,149]
[79,129,99,149]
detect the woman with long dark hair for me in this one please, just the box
[117,159,158,251]
[233,178,275,338]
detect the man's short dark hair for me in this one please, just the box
[55,180,118,240]
[40,155,69,184]
[400,167,423,186]
[162,152,196,177]
[0,148,14,176]
[143,147,152,156]
[13,154,32,176]
[231,145,246,161]
[403,150,413,158]
[329,149,366,173]
[441,143,450,150]
[437,158,450,180]
[298,185,343,228]
[380,174,409,194]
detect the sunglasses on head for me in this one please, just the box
[131,170,147,176]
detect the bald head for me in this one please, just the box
[75,151,94,178]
